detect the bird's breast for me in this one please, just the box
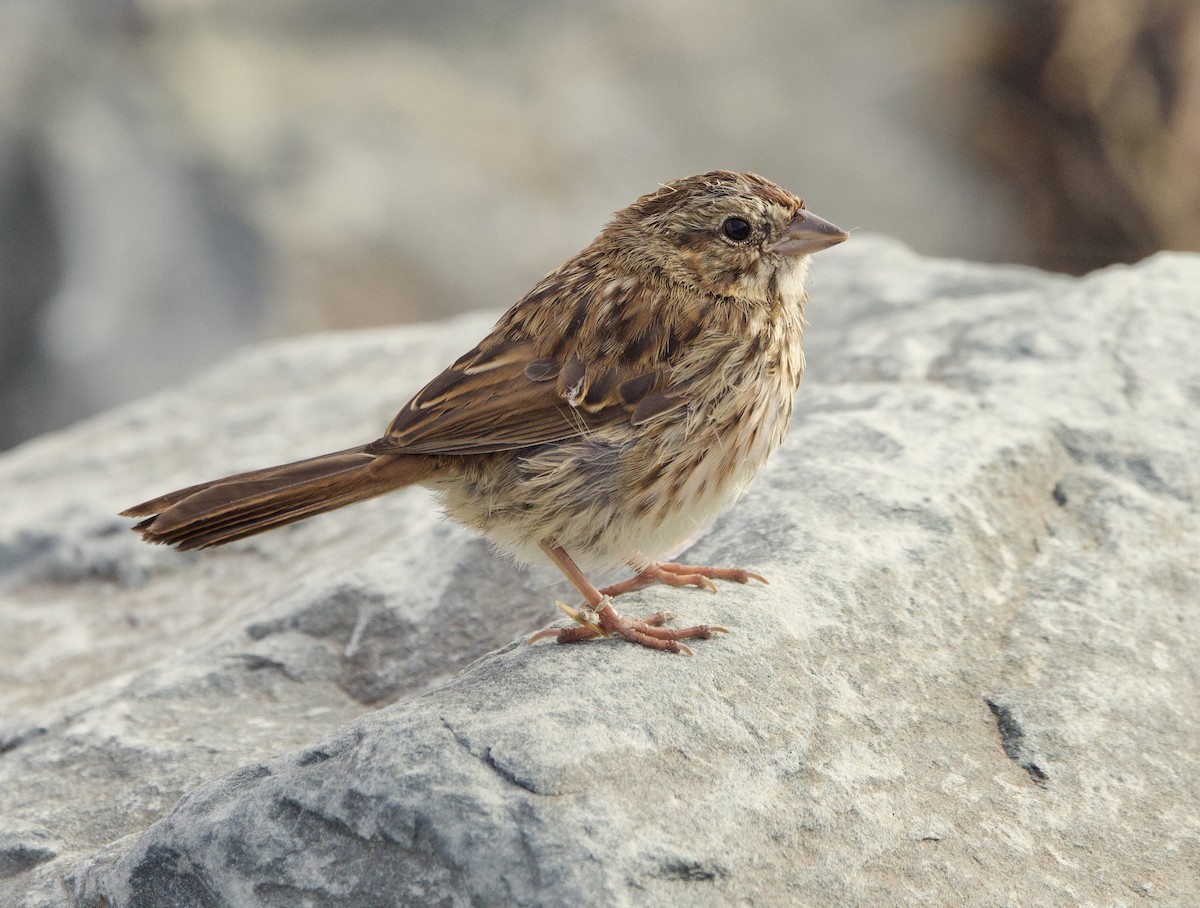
[616,313,804,550]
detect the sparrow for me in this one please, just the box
[123,171,847,654]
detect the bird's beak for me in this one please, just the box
[767,210,849,257]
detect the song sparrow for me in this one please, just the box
[123,171,847,654]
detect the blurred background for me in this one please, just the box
[1,0,1197,451]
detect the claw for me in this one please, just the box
[555,600,608,637]
[534,541,742,654]
[600,561,768,598]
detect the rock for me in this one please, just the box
[2,238,1198,906]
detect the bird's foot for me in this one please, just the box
[528,597,727,655]
[599,561,768,598]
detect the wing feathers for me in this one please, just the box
[365,333,679,457]
[366,266,693,457]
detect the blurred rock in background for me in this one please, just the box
[966,0,1200,274]
[0,0,1196,452]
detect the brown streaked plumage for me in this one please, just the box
[123,171,847,654]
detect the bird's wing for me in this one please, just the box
[364,336,686,456]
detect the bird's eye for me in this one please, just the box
[721,217,752,242]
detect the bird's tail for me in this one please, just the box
[122,446,442,550]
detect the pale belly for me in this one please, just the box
[434,350,800,575]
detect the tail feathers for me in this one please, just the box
[124,447,440,550]
[121,445,374,517]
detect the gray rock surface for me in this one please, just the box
[2,238,1198,906]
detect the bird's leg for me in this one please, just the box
[528,542,728,654]
[599,559,768,598]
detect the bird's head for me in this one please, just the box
[610,170,847,305]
